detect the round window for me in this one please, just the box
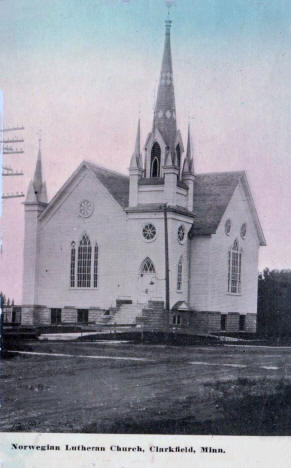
[225,219,231,236]
[178,225,185,243]
[142,223,157,241]
[79,199,94,218]
[240,223,247,239]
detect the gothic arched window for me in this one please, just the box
[93,243,98,288]
[228,239,242,294]
[177,256,183,291]
[176,144,181,169]
[70,241,76,287]
[77,233,92,288]
[150,142,161,178]
[140,257,156,274]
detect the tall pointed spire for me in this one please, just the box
[182,124,194,175]
[153,20,177,150]
[25,137,48,204]
[33,138,43,196]
[129,119,142,170]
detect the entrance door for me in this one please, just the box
[138,257,157,303]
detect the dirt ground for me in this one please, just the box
[0,340,290,434]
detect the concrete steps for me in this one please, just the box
[108,303,146,325]
[137,302,167,331]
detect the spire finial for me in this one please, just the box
[37,129,42,154]
[165,0,175,18]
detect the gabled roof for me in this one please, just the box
[189,171,266,246]
[172,300,190,311]
[86,161,129,208]
[39,161,129,220]
[189,171,243,236]
[38,160,265,246]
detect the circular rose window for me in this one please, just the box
[142,223,157,241]
[178,225,185,244]
[79,200,94,218]
[225,219,231,236]
[240,223,247,239]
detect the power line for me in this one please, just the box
[1,125,25,199]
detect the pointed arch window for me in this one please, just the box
[77,234,92,288]
[176,144,181,169]
[93,243,98,288]
[228,239,242,294]
[177,256,183,291]
[140,257,156,274]
[150,142,161,178]
[70,242,76,288]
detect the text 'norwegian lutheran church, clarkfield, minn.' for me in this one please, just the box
[21,20,266,334]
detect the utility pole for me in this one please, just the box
[1,126,25,200]
[163,203,170,342]
[0,124,24,260]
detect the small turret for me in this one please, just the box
[25,140,48,205]
[129,119,143,207]
[182,124,195,211]
[129,119,142,171]
[22,141,48,308]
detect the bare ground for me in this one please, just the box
[0,341,290,434]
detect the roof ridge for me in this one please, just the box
[196,170,245,176]
[84,160,129,179]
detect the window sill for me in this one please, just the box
[69,287,99,291]
[176,290,183,294]
[226,292,242,296]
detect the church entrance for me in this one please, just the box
[138,257,157,303]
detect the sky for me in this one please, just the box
[1,0,291,302]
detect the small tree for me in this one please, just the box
[258,268,291,336]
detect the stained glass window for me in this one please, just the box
[177,256,183,290]
[150,142,161,177]
[77,234,92,288]
[70,241,76,287]
[228,239,242,294]
[142,224,157,241]
[93,243,98,288]
[176,144,181,168]
[141,257,156,274]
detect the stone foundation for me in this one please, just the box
[61,307,77,324]
[21,305,51,326]
[18,303,257,333]
[89,308,105,323]
[226,312,240,332]
[207,312,221,332]
[37,307,51,325]
[21,305,35,326]
[245,313,257,332]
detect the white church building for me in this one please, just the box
[21,20,266,334]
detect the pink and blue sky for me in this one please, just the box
[1,0,291,302]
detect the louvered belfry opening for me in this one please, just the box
[150,142,161,178]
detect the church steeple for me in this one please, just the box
[153,20,177,150]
